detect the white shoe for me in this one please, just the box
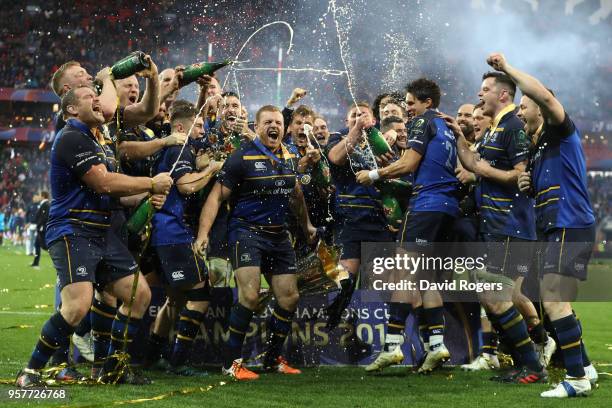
[461,353,499,371]
[584,364,598,386]
[365,345,404,372]
[541,377,591,398]
[536,337,557,368]
[72,333,94,362]
[418,344,450,373]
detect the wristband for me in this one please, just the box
[368,169,381,182]
[150,178,155,192]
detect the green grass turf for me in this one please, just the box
[0,244,610,407]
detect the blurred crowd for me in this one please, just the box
[1,0,609,126]
[0,146,49,209]
[0,0,610,250]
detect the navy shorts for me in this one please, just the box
[480,233,533,280]
[336,223,395,260]
[49,233,137,291]
[154,243,208,287]
[399,211,456,253]
[229,228,297,275]
[539,226,595,281]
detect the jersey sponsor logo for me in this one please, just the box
[76,265,88,277]
[415,238,428,246]
[254,161,267,171]
[240,253,252,262]
[275,179,286,187]
[574,263,585,272]
[171,270,185,280]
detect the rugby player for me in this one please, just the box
[357,78,459,373]
[15,86,172,387]
[489,53,597,397]
[150,100,222,376]
[195,105,317,380]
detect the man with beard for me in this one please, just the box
[15,86,173,387]
[195,105,316,380]
[456,104,476,143]
[380,116,408,155]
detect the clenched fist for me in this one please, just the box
[163,132,188,147]
[486,52,508,72]
[151,173,173,194]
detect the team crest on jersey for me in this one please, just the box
[76,266,87,277]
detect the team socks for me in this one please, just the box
[492,307,542,372]
[170,308,205,367]
[552,314,585,378]
[28,312,74,370]
[90,298,117,369]
[224,303,254,367]
[264,305,294,365]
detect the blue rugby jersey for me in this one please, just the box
[218,139,298,231]
[118,125,158,177]
[529,113,594,232]
[476,104,535,239]
[45,119,112,245]
[406,110,460,216]
[326,133,388,230]
[150,139,201,246]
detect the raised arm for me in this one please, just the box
[123,55,160,128]
[487,52,565,125]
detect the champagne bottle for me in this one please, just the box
[179,60,232,87]
[376,179,412,197]
[382,195,403,229]
[312,160,332,188]
[124,196,155,235]
[366,127,392,156]
[111,51,150,80]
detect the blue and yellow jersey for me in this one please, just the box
[326,133,387,230]
[218,139,298,231]
[117,125,158,177]
[151,139,202,246]
[529,113,594,232]
[476,104,535,239]
[45,119,113,245]
[407,110,460,216]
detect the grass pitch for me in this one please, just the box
[0,245,610,407]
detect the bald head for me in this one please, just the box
[456,103,475,142]
[159,68,178,108]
